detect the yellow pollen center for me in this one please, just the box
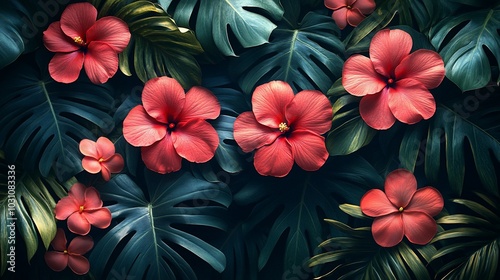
[73,36,86,46]
[79,205,84,213]
[98,158,105,163]
[278,122,289,133]
[63,250,68,254]
[398,207,404,212]
[347,5,352,9]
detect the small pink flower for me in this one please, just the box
[55,183,111,235]
[123,77,221,174]
[325,0,376,29]
[79,137,124,181]
[233,81,332,177]
[360,169,444,247]
[342,29,445,130]
[43,2,131,84]
[44,228,94,275]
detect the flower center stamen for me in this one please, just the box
[63,250,68,254]
[98,158,104,163]
[168,123,175,129]
[387,78,394,84]
[79,205,84,213]
[346,5,352,9]
[278,122,290,133]
[73,36,86,46]
[398,207,404,212]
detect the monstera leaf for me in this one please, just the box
[234,156,382,275]
[90,0,204,88]
[160,0,284,57]
[0,153,68,276]
[231,11,344,94]
[431,193,500,279]
[0,51,115,180]
[431,7,500,91]
[309,217,435,279]
[399,86,500,196]
[89,170,232,279]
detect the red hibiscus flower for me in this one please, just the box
[233,81,332,177]
[325,0,376,29]
[360,169,444,247]
[44,228,94,275]
[123,77,221,174]
[79,137,124,181]
[43,2,130,84]
[55,183,112,235]
[342,29,445,130]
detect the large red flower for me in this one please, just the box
[325,0,376,29]
[360,169,444,247]
[55,183,112,235]
[233,81,332,177]
[342,29,445,130]
[123,77,221,174]
[43,2,130,84]
[79,137,124,181]
[44,228,94,275]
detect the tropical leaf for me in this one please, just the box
[234,156,383,275]
[0,51,115,180]
[231,10,344,94]
[90,0,204,88]
[430,7,500,91]
[431,193,500,279]
[89,169,232,279]
[309,219,434,280]
[398,85,500,196]
[160,0,284,57]
[0,152,68,276]
[326,79,377,156]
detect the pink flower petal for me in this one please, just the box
[331,7,348,30]
[123,105,167,147]
[360,189,398,217]
[55,196,78,220]
[388,78,436,124]
[406,187,444,217]
[68,236,94,255]
[101,166,111,181]
[44,251,68,272]
[86,16,130,52]
[384,169,417,208]
[141,134,183,174]
[371,213,404,247]
[252,81,294,128]
[51,228,67,252]
[395,49,445,89]
[285,90,332,135]
[96,137,116,160]
[324,0,346,10]
[102,154,124,173]
[353,0,376,14]
[84,187,104,210]
[178,86,220,121]
[68,183,86,206]
[402,211,437,245]
[60,2,97,39]
[83,41,118,84]
[83,208,112,229]
[370,29,412,78]
[142,77,186,123]
[233,112,280,153]
[48,51,84,84]
[342,55,386,97]
[67,255,90,275]
[79,139,98,158]
[172,120,219,163]
[359,88,396,130]
[43,21,79,53]
[287,130,328,171]
[254,137,294,177]
[346,8,366,27]
[82,157,101,174]
[67,212,91,235]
